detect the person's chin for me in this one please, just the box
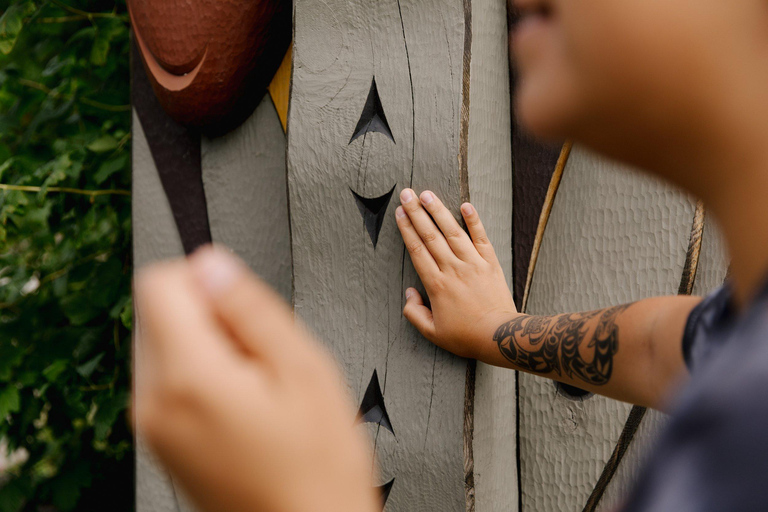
[514,82,573,142]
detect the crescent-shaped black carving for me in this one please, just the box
[377,478,395,510]
[132,39,212,254]
[351,184,396,249]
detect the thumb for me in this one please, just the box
[188,246,308,368]
[403,288,436,340]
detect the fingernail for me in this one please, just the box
[190,247,242,297]
[396,206,406,218]
[420,191,434,205]
[405,288,414,299]
[400,189,413,203]
[461,203,474,216]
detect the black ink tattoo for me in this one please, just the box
[493,304,631,386]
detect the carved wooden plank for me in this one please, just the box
[467,0,517,509]
[134,76,292,512]
[131,47,211,254]
[520,146,696,512]
[201,95,292,300]
[287,0,513,508]
[593,210,729,512]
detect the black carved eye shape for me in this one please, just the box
[359,369,395,435]
[377,478,395,510]
[350,77,395,144]
[351,185,396,249]
[359,370,396,509]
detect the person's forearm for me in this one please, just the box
[474,296,701,409]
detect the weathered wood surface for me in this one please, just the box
[201,95,292,301]
[467,0,517,509]
[519,146,698,512]
[134,91,292,512]
[592,209,729,512]
[287,0,513,508]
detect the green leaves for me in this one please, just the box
[0,386,21,418]
[0,1,133,509]
[0,2,37,55]
[90,18,124,66]
[86,134,118,153]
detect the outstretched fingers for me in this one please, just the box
[399,188,455,267]
[396,206,440,279]
[419,191,479,262]
[461,203,497,262]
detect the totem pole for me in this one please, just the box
[131,0,730,511]
[130,0,293,509]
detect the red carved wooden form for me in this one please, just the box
[128,0,291,135]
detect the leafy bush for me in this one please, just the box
[0,1,133,510]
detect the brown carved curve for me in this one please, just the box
[128,0,291,135]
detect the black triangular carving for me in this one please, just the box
[350,78,395,144]
[359,369,394,435]
[351,184,396,248]
[377,479,395,510]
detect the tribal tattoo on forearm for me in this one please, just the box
[493,304,632,386]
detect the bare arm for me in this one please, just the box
[483,296,699,409]
[395,188,699,410]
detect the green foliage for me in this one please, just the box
[0,0,133,510]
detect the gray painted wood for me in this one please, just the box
[133,110,189,512]
[593,210,729,512]
[288,0,512,508]
[201,95,292,300]
[134,94,293,510]
[466,0,517,508]
[520,146,697,512]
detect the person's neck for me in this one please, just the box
[707,164,768,310]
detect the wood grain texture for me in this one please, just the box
[134,73,293,512]
[519,146,696,512]
[593,209,729,512]
[287,0,511,508]
[201,94,292,300]
[465,0,516,508]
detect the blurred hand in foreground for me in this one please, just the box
[133,247,378,512]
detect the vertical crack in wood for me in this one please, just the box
[581,200,707,512]
[520,140,573,313]
[458,0,472,206]
[460,0,475,507]
[464,359,477,512]
[678,200,706,296]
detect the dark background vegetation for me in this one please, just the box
[0,0,132,510]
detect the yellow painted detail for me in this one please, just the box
[268,46,292,132]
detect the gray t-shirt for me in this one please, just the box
[624,283,768,511]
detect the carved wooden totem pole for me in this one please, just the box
[131,0,515,509]
[131,0,730,511]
